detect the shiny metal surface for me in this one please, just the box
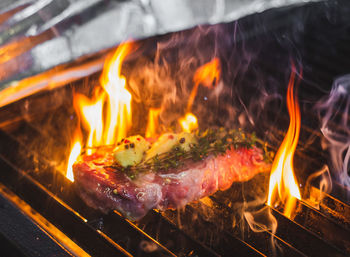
[0,0,320,92]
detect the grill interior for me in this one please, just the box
[1,1,350,256]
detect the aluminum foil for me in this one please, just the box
[0,0,321,98]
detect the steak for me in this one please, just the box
[73,145,271,221]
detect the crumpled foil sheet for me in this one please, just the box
[0,0,320,104]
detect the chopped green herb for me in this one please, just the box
[105,128,272,179]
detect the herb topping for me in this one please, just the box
[105,128,271,179]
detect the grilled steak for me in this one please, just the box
[73,143,271,220]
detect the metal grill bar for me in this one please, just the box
[0,156,130,257]
[209,192,347,257]
[0,124,224,256]
[161,194,306,257]
[291,199,350,254]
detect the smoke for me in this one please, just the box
[244,205,280,255]
[127,25,227,131]
[244,204,277,233]
[304,165,332,209]
[315,74,350,188]
[125,21,284,136]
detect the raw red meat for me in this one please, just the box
[73,146,270,220]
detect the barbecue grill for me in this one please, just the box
[0,0,350,256]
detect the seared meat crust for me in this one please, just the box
[73,146,270,220]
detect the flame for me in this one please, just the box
[146,108,161,138]
[66,42,134,179]
[73,91,104,155]
[179,112,198,133]
[100,42,133,144]
[187,58,220,112]
[267,65,301,218]
[66,131,82,182]
[177,58,219,134]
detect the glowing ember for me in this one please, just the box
[66,42,134,179]
[146,108,161,138]
[267,65,301,218]
[187,58,221,112]
[179,113,198,133]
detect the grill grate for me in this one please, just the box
[0,1,350,256]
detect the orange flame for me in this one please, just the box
[146,108,161,138]
[66,130,82,182]
[100,42,133,144]
[73,91,104,155]
[267,65,301,218]
[187,58,220,112]
[177,58,219,134]
[66,42,134,179]
[179,112,198,133]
